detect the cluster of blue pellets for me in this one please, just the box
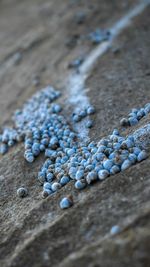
[0,85,149,208]
[120,103,150,127]
[0,86,62,157]
[0,128,22,155]
[72,106,95,123]
[39,127,148,199]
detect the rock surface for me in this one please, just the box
[0,1,150,267]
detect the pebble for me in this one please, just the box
[120,118,129,127]
[120,102,150,127]
[128,117,138,126]
[110,225,121,235]
[60,196,73,209]
[121,159,132,171]
[72,106,95,124]
[86,171,97,184]
[17,187,28,198]
[51,182,61,192]
[42,189,52,198]
[0,144,8,155]
[43,182,51,190]
[60,176,70,186]
[47,172,54,182]
[75,170,84,180]
[110,165,120,175]
[86,120,93,128]
[75,179,86,190]
[98,169,109,180]
[103,159,113,171]
[87,106,95,115]
[137,150,148,162]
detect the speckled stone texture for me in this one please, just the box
[0,1,150,267]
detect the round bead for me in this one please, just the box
[121,159,132,171]
[110,225,120,235]
[86,171,97,184]
[51,182,61,192]
[75,180,86,190]
[17,187,28,198]
[137,151,148,162]
[98,169,109,180]
[60,197,73,209]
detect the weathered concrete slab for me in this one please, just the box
[0,1,150,267]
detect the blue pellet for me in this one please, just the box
[75,170,84,180]
[133,147,141,156]
[85,164,94,171]
[60,176,70,186]
[0,144,8,154]
[51,182,61,192]
[97,145,106,153]
[80,109,87,118]
[128,117,139,126]
[17,187,28,198]
[112,129,119,135]
[94,165,103,173]
[67,148,76,157]
[72,114,81,123]
[86,171,97,184]
[43,182,51,190]
[110,225,120,235]
[98,169,109,180]
[52,104,62,113]
[137,150,148,162]
[110,165,120,175]
[60,197,73,209]
[86,120,93,128]
[42,189,52,198]
[87,106,95,115]
[69,167,77,179]
[128,153,137,164]
[103,159,114,171]
[75,180,86,190]
[40,144,45,151]
[8,140,15,147]
[47,172,54,182]
[121,159,132,171]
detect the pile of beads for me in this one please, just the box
[0,85,149,209]
[72,105,95,123]
[120,103,150,127]
[0,86,62,157]
[40,127,148,199]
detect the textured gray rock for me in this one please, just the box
[0,1,150,267]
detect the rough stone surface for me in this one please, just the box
[0,1,150,267]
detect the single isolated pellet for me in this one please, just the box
[60,195,73,209]
[17,187,28,198]
[110,225,121,235]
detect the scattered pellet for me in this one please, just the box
[17,187,28,198]
[120,103,150,127]
[110,225,121,235]
[60,196,73,209]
